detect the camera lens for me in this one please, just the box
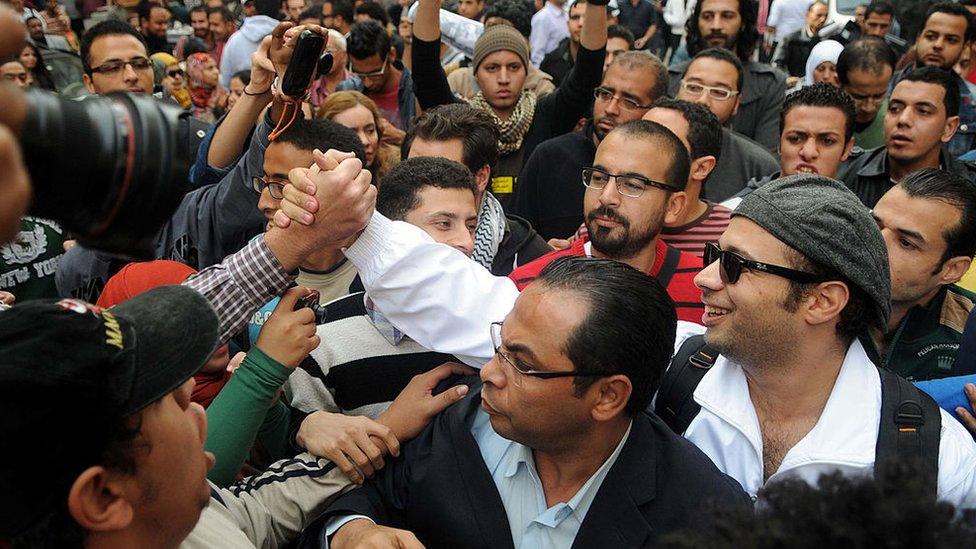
[20,90,190,257]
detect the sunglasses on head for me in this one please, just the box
[703,242,826,285]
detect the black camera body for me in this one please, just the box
[281,30,333,98]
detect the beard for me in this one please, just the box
[704,30,737,50]
[585,205,662,260]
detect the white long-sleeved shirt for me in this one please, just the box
[342,212,976,508]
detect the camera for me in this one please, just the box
[281,30,333,98]
[19,89,190,257]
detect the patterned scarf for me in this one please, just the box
[472,192,507,270]
[469,90,537,155]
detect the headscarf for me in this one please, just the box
[186,52,227,121]
[152,52,191,109]
[804,40,844,87]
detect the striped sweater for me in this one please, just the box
[660,202,733,258]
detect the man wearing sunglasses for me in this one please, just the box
[512,51,668,241]
[673,47,778,202]
[277,164,976,511]
[509,120,705,323]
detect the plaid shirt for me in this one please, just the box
[184,236,293,345]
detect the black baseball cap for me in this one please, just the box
[0,285,219,538]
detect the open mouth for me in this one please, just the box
[795,165,818,174]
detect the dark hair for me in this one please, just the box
[650,98,723,163]
[612,120,691,191]
[784,249,876,341]
[18,41,55,91]
[189,5,208,17]
[659,462,976,548]
[535,257,677,416]
[355,1,388,26]
[254,0,281,18]
[899,168,976,263]
[231,69,251,85]
[299,4,322,23]
[687,47,744,92]
[836,36,897,85]
[275,118,366,163]
[924,2,976,43]
[347,20,391,61]
[897,66,960,118]
[781,82,856,141]
[376,157,477,220]
[483,0,533,39]
[80,20,149,74]
[685,0,759,62]
[182,36,211,57]
[864,0,894,19]
[610,51,670,103]
[807,0,827,13]
[404,103,500,175]
[324,0,354,24]
[207,5,235,22]
[137,0,169,22]
[607,24,635,49]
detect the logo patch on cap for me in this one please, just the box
[57,299,103,316]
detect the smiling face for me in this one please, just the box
[915,12,970,70]
[190,9,210,38]
[884,80,958,169]
[475,50,528,117]
[780,105,852,178]
[143,6,171,38]
[83,33,155,94]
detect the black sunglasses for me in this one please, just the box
[703,242,825,285]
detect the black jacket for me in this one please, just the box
[540,37,574,88]
[301,384,750,548]
[838,146,976,208]
[491,214,552,276]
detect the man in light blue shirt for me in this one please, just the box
[530,0,570,66]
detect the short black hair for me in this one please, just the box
[687,47,744,92]
[231,69,251,85]
[897,66,960,118]
[137,0,169,21]
[608,51,669,103]
[781,82,856,141]
[483,0,532,39]
[376,157,477,220]
[254,0,281,19]
[299,4,322,23]
[207,5,235,22]
[189,5,208,17]
[80,20,149,74]
[324,0,354,23]
[404,103,500,175]
[275,118,366,164]
[607,24,635,49]
[347,20,391,61]
[923,1,976,43]
[659,461,976,548]
[864,0,894,19]
[898,168,976,263]
[355,1,388,26]
[685,0,759,62]
[613,120,691,191]
[784,249,877,341]
[650,98,723,163]
[535,257,677,417]
[837,36,897,85]
[183,37,211,57]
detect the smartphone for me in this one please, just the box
[281,30,326,97]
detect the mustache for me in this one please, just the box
[587,206,629,227]
[705,32,729,40]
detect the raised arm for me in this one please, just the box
[410,0,460,109]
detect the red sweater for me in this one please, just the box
[509,237,705,323]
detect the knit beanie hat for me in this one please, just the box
[473,24,531,71]
[150,52,179,68]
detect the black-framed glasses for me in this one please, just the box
[490,322,614,384]
[250,175,286,198]
[679,80,739,101]
[593,86,652,111]
[91,56,153,74]
[703,242,826,285]
[582,167,679,198]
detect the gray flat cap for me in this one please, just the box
[733,174,891,328]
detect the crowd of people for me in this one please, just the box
[5,0,976,546]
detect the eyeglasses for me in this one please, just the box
[593,87,652,111]
[490,322,614,385]
[581,166,679,198]
[90,56,153,75]
[350,60,387,81]
[679,80,739,101]
[2,73,28,83]
[250,175,286,198]
[703,242,826,285]
[167,68,184,78]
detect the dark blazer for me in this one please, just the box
[300,384,750,548]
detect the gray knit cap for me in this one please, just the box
[473,24,531,71]
[733,174,891,328]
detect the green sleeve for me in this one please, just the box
[205,346,292,486]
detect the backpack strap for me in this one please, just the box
[653,334,718,434]
[654,244,682,288]
[875,367,942,497]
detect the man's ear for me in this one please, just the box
[841,136,854,161]
[388,46,397,63]
[804,280,850,329]
[664,191,688,226]
[590,375,632,422]
[83,73,96,94]
[730,96,740,118]
[692,155,717,183]
[939,255,973,286]
[67,466,136,534]
[474,164,491,194]
[942,115,961,143]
